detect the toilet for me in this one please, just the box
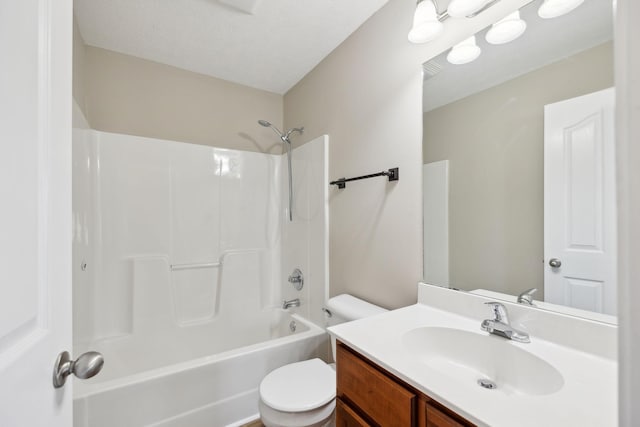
[258,294,387,427]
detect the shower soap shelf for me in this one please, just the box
[330,167,399,189]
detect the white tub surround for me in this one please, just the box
[72,130,329,426]
[280,135,330,328]
[328,283,617,427]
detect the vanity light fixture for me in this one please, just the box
[538,0,584,18]
[447,35,481,64]
[408,0,444,43]
[408,0,503,45]
[485,11,527,44]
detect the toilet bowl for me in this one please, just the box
[258,294,386,427]
[259,359,336,427]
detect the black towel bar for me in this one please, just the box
[329,168,399,189]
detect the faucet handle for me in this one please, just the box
[484,301,509,323]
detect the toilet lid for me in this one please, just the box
[260,358,336,412]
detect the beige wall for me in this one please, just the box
[81,46,284,153]
[73,15,88,126]
[423,42,613,298]
[284,0,532,309]
[284,0,422,309]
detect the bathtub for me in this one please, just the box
[73,311,327,427]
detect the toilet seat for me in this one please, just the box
[260,358,336,412]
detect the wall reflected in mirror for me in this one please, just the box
[421,0,616,321]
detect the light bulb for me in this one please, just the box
[485,11,527,45]
[447,35,481,65]
[408,0,443,44]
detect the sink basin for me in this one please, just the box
[402,327,564,396]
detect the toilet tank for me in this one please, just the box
[325,294,387,361]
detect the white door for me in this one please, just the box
[0,0,73,425]
[544,88,616,315]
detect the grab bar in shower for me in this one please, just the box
[170,261,221,271]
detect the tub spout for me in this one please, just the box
[282,298,301,309]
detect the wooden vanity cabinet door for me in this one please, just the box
[424,402,473,427]
[336,342,475,427]
[336,343,416,426]
[336,398,373,427]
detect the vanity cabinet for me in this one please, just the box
[336,399,371,427]
[336,342,475,427]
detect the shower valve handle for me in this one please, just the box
[288,268,304,291]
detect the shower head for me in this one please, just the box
[258,119,286,141]
[258,120,304,144]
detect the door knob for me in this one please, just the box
[549,258,562,268]
[53,350,104,388]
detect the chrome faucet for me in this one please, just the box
[517,288,538,305]
[481,302,530,343]
[282,298,301,309]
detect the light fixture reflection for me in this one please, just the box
[447,0,489,18]
[485,11,527,44]
[447,35,481,65]
[538,0,584,18]
[408,0,444,44]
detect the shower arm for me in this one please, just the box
[265,124,289,143]
[284,127,304,141]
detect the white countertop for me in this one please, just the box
[328,284,617,427]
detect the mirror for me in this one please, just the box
[421,0,615,321]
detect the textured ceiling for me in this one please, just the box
[75,0,389,94]
[423,0,613,111]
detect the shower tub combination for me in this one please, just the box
[73,311,325,427]
[72,129,329,426]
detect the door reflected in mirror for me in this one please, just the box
[421,0,616,322]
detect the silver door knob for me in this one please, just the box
[53,350,104,388]
[549,258,562,268]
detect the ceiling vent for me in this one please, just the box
[423,60,443,80]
